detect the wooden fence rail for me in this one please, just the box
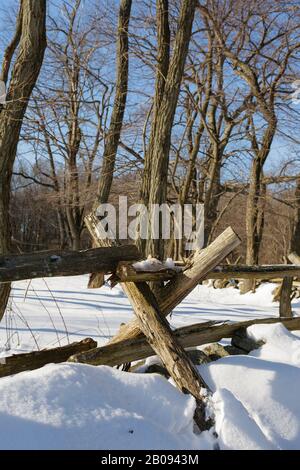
[0,245,140,283]
[1,247,300,285]
[68,317,300,367]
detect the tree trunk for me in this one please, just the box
[291,177,300,254]
[0,245,140,283]
[139,0,170,219]
[94,0,132,207]
[242,159,268,293]
[140,0,197,260]
[283,182,300,307]
[0,0,47,321]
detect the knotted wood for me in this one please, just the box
[0,245,140,283]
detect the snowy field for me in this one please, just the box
[0,276,300,450]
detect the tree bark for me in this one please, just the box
[140,0,197,260]
[0,0,47,321]
[279,277,293,318]
[139,0,170,218]
[291,178,300,255]
[94,0,132,207]
[115,263,300,282]
[88,0,132,285]
[207,264,300,280]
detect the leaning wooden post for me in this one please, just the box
[85,211,155,311]
[109,227,241,345]
[124,281,211,431]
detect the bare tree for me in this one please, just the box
[0,0,46,320]
[94,0,132,207]
[199,0,300,290]
[140,0,198,260]
[19,0,112,250]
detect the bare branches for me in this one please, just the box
[0,1,23,85]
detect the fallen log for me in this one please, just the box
[115,263,300,283]
[0,338,97,378]
[69,317,300,367]
[108,226,241,345]
[0,245,140,283]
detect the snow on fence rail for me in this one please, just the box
[1,247,300,284]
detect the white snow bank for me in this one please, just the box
[0,363,213,450]
[1,276,300,450]
[201,353,300,449]
[212,388,275,450]
[1,323,300,450]
[247,323,300,366]
[192,282,279,308]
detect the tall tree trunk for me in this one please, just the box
[139,0,170,211]
[242,125,274,294]
[204,146,222,245]
[94,0,132,208]
[280,176,300,314]
[140,0,197,260]
[245,159,266,266]
[0,0,47,321]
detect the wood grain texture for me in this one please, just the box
[0,338,97,378]
[69,317,300,367]
[109,226,241,344]
[0,245,140,283]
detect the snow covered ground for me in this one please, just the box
[0,276,300,450]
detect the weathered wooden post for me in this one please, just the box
[123,281,211,431]
[279,277,293,318]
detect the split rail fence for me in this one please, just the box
[0,221,299,431]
